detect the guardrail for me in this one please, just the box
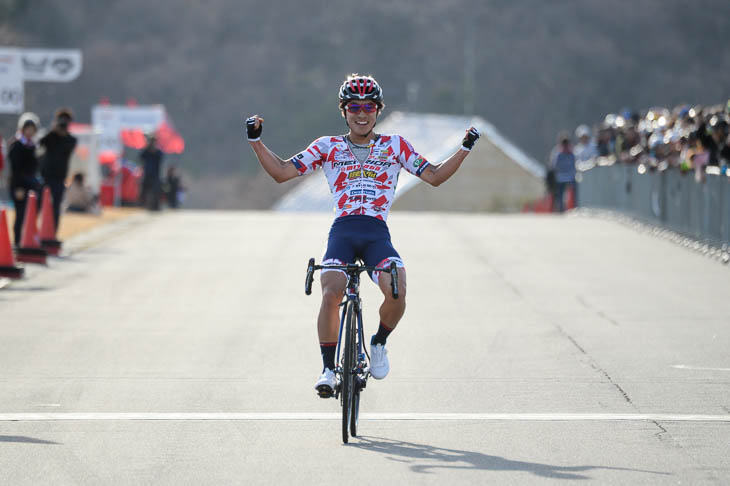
[578,163,730,246]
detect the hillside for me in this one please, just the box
[2,0,729,208]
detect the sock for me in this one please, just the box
[371,321,394,346]
[320,342,337,371]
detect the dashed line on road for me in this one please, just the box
[672,365,730,372]
[0,413,729,422]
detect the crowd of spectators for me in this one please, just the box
[566,100,730,183]
[545,100,730,213]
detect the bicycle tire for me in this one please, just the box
[350,388,360,437]
[350,304,362,437]
[341,301,356,444]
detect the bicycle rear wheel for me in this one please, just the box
[341,301,356,444]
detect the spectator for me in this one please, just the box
[574,125,597,162]
[564,100,729,181]
[164,165,183,209]
[690,133,710,183]
[40,107,77,232]
[64,172,96,213]
[549,133,577,213]
[596,125,614,157]
[8,116,42,246]
[711,119,729,173]
[138,133,164,211]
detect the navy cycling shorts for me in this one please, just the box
[322,215,404,283]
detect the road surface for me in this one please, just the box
[1,211,729,484]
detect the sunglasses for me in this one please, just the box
[346,103,378,114]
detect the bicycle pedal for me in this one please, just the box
[316,385,334,398]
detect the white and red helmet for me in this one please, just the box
[338,74,384,107]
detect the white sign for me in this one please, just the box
[91,105,166,153]
[21,48,83,82]
[0,48,24,114]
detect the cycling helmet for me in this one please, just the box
[338,74,384,109]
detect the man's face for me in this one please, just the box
[344,101,378,137]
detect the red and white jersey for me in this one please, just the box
[290,134,430,221]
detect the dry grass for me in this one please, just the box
[3,207,142,242]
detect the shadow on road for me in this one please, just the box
[0,435,60,445]
[350,436,669,480]
[0,286,56,292]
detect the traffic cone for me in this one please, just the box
[565,185,576,210]
[16,191,47,265]
[0,208,24,278]
[40,186,62,255]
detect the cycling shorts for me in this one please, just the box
[322,215,404,284]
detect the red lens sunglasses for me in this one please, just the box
[346,103,378,114]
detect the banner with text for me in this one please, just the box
[0,48,24,114]
[21,48,83,82]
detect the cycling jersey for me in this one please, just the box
[290,134,430,221]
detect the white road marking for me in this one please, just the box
[0,413,728,422]
[672,364,730,372]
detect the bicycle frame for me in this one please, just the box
[304,257,398,442]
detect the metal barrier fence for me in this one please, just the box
[579,164,730,246]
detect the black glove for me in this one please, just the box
[246,116,262,141]
[461,127,480,151]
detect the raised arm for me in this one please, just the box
[419,127,480,187]
[245,115,299,183]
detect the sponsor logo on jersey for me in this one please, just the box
[413,156,425,168]
[348,169,378,180]
[350,189,376,196]
[369,159,392,167]
[333,161,358,169]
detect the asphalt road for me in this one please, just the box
[1,210,729,485]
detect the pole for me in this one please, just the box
[463,16,476,116]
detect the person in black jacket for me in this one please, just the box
[138,133,164,211]
[8,119,42,246]
[40,108,77,232]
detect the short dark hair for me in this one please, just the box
[55,107,74,121]
[21,119,36,130]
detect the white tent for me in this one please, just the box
[273,112,544,212]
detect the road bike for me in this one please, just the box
[305,258,399,444]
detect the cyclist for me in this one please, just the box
[245,74,480,396]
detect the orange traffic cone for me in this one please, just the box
[40,186,62,255]
[0,208,24,278]
[16,191,47,265]
[565,185,576,210]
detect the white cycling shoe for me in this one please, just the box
[314,368,337,397]
[369,343,390,380]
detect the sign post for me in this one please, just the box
[0,47,82,115]
[0,48,24,115]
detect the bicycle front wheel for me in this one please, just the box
[341,301,356,444]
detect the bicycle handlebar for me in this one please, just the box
[304,258,399,299]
